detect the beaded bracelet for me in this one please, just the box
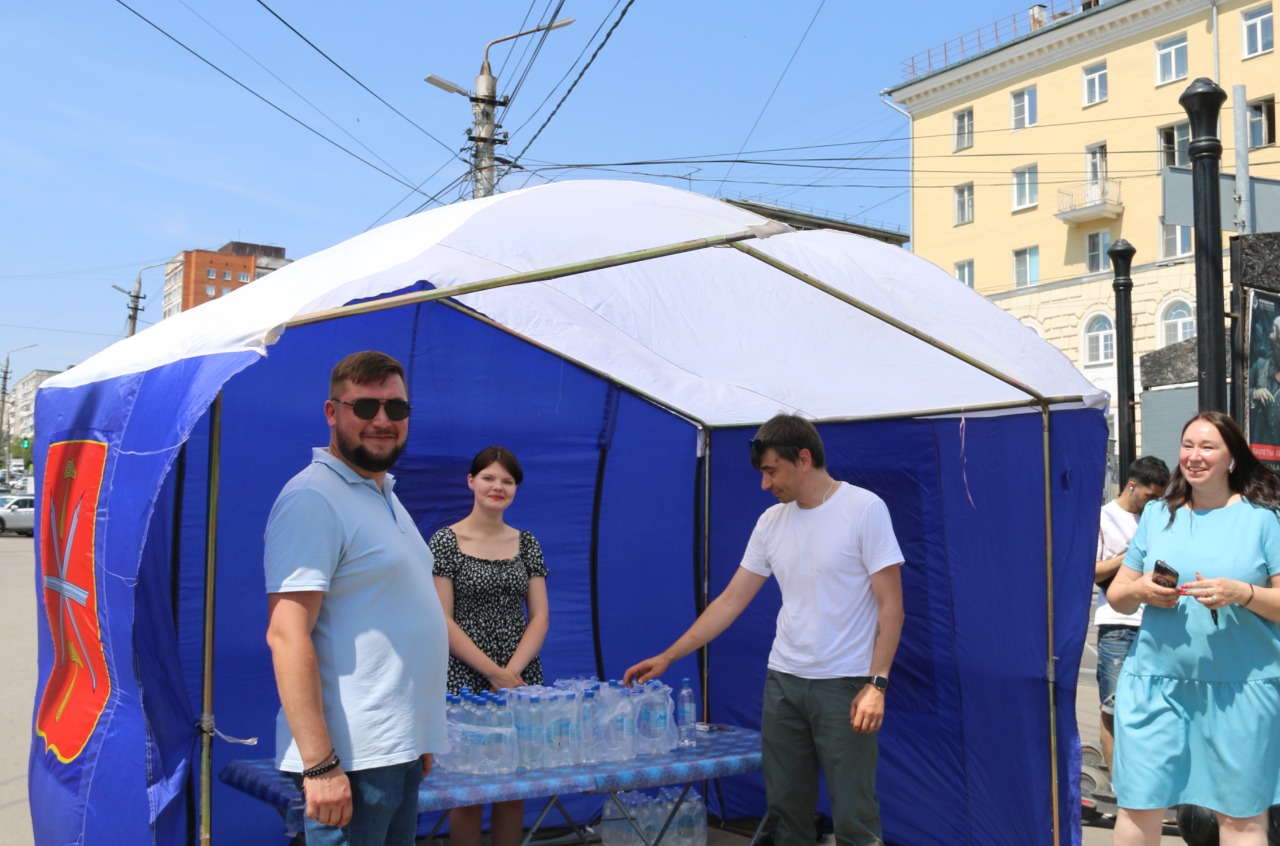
[301,750,340,779]
[1243,583,1256,608]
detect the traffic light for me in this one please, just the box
[21,437,29,449]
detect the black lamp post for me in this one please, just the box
[1179,77,1228,413]
[1109,239,1137,474]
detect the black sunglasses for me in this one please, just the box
[331,397,412,421]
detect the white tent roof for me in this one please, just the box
[47,180,1105,425]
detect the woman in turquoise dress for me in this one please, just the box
[1107,412,1280,845]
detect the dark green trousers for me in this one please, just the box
[762,670,882,846]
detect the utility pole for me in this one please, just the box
[115,262,169,337]
[1109,239,1137,475]
[427,18,574,198]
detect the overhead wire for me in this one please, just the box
[253,0,464,162]
[714,0,825,197]
[111,0,436,196]
[508,0,636,171]
[506,2,620,139]
[497,0,568,127]
[174,0,413,184]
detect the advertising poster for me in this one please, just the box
[1246,289,1280,470]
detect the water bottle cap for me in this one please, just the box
[584,689,595,699]
[496,696,507,706]
[681,678,690,684]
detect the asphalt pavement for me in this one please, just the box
[2,537,1183,845]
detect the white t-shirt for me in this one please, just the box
[1094,498,1142,627]
[739,482,904,678]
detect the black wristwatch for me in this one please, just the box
[867,675,889,693]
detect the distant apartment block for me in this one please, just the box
[161,241,290,318]
[7,369,61,444]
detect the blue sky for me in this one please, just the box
[3,0,1027,377]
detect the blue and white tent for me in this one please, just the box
[29,180,1107,845]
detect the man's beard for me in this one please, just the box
[335,427,404,473]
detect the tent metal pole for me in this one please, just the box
[284,229,770,330]
[1041,402,1061,846]
[198,392,223,846]
[729,243,1048,404]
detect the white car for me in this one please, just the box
[0,495,35,536]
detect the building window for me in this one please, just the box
[206,268,215,279]
[1244,4,1274,57]
[1156,34,1188,85]
[954,183,974,225]
[205,285,215,297]
[222,269,231,281]
[1248,97,1276,147]
[1012,165,1039,209]
[1162,222,1193,257]
[1160,122,1190,167]
[1086,230,1112,273]
[1085,314,1115,364]
[1083,62,1108,105]
[953,108,974,151]
[1014,246,1040,288]
[1012,86,1037,129]
[955,260,974,288]
[1162,300,1196,346]
[222,287,231,295]
[238,272,250,282]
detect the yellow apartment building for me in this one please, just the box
[885,0,1278,451]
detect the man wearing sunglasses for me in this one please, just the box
[624,414,904,846]
[265,350,447,846]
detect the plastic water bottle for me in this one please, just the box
[527,694,545,770]
[580,688,599,763]
[677,678,697,747]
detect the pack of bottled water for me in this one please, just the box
[597,788,707,846]
[438,677,690,774]
[435,689,519,775]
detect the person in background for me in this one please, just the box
[624,414,904,846]
[1107,412,1280,846]
[265,350,447,845]
[431,446,549,846]
[1093,456,1169,776]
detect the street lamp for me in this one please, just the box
[2,343,37,479]
[113,261,171,337]
[427,17,574,199]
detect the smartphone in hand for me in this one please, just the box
[1152,560,1179,589]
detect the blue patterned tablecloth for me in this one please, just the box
[220,727,761,827]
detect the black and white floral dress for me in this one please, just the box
[429,526,549,694]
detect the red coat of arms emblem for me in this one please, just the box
[36,440,111,762]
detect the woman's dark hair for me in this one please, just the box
[469,445,523,486]
[1164,411,1280,525]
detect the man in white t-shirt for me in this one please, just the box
[1093,455,1168,776]
[624,414,905,846]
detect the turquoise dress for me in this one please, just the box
[1114,499,1280,817]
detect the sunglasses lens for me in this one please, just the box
[384,400,411,421]
[351,399,381,419]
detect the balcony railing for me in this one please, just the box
[1055,179,1123,224]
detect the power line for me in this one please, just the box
[509,0,636,168]
[175,0,413,184]
[253,0,463,161]
[498,0,568,126]
[111,0,433,196]
[714,0,825,197]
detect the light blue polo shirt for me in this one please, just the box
[265,448,447,772]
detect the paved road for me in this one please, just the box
[1,535,37,846]
[2,536,1184,845]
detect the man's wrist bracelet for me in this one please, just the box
[1244,583,1256,608]
[301,750,340,779]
